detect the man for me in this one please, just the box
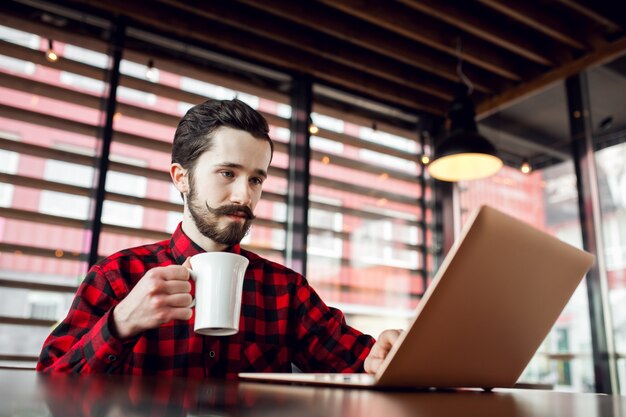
[37,99,400,378]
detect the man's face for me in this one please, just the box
[184,127,272,246]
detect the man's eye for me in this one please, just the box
[250,177,263,185]
[220,171,234,178]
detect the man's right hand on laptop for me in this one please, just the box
[364,329,403,374]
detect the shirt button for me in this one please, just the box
[107,354,117,362]
[209,351,216,358]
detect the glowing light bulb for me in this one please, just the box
[46,39,58,62]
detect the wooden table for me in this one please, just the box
[1,369,624,417]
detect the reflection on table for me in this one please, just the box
[1,369,625,417]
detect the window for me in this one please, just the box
[458,162,594,391]
[307,93,434,337]
[587,55,626,393]
[0,20,110,366]
[0,146,19,207]
[309,196,343,258]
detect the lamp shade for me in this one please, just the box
[428,93,502,182]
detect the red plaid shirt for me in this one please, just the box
[37,224,374,378]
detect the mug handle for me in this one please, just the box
[186,267,196,308]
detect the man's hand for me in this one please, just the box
[364,329,403,374]
[111,263,193,339]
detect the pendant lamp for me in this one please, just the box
[427,41,502,182]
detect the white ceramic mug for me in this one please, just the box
[188,252,249,336]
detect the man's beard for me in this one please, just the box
[186,184,255,247]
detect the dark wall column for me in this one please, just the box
[418,115,442,288]
[285,77,312,275]
[418,126,429,291]
[427,117,452,271]
[87,19,125,267]
[566,73,618,394]
[433,181,454,259]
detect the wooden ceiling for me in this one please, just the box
[51,0,626,121]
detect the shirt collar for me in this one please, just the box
[170,223,242,264]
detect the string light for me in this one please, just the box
[309,122,319,135]
[145,59,156,80]
[520,158,532,174]
[421,155,430,165]
[45,39,58,62]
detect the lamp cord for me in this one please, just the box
[455,38,474,96]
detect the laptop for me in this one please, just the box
[239,205,595,389]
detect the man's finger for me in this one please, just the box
[182,258,192,269]
[165,293,193,308]
[163,280,191,295]
[161,265,192,281]
[170,307,193,321]
[364,357,384,374]
[378,329,402,348]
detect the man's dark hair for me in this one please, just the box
[172,98,274,171]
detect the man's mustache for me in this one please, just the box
[205,203,256,220]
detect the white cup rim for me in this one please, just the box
[190,252,247,260]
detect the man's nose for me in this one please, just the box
[230,178,252,206]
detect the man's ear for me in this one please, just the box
[170,163,189,193]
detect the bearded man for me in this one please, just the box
[37,99,400,378]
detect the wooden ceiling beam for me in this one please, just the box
[68,0,448,114]
[156,0,457,101]
[476,37,626,118]
[398,0,571,66]
[477,0,596,50]
[235,0,512,94]
[3,0,623,135]
[318,0,541,81]
[554,0,623,33]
